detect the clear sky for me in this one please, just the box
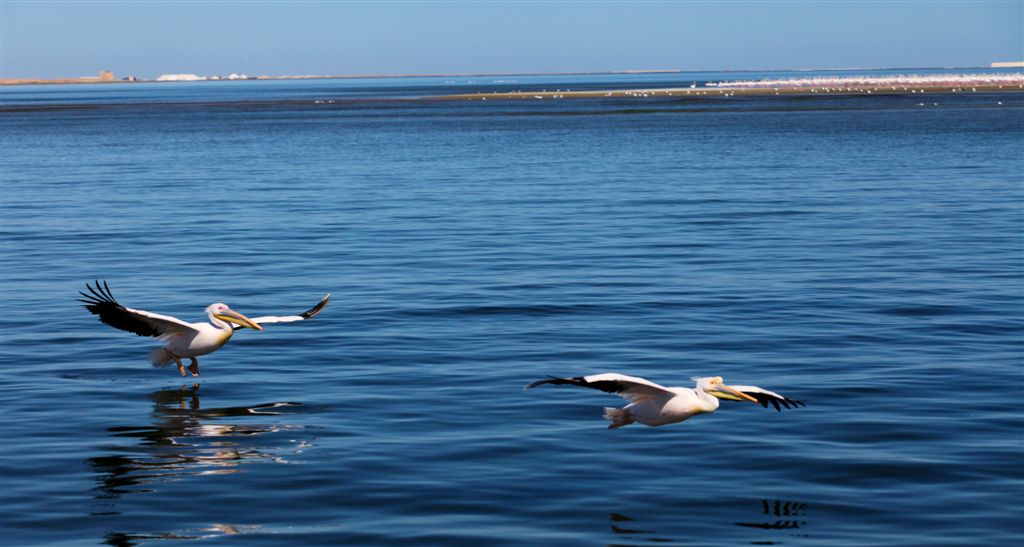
[2,1,1022,79]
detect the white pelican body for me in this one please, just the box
[80,281,330,377]
[525,373,803,429]
[152,304,250,363]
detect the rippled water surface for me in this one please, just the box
[2,73,1022,545]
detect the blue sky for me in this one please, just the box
[2,1,1021,79]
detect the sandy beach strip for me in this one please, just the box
[434,73,1024,100]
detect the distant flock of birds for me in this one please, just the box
[709,72,1024,89]
[81,281,804,429]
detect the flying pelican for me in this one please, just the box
[80,281,330,377]
[525,373,803,429]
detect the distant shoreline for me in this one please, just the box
[5,66,1024,87]
[437,73,1024,100]
[0,69,681,86]
[4,71,1021,103]
[0,77,128,86]
[436,84,1023,101]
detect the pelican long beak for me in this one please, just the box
[718,383,758,403]
[216,308,263,331]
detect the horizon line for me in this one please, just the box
[3,64,1020,86]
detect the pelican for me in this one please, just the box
[80,281,330,377]
[525,373,803,429]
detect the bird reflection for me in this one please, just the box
[103,524,264,547]
[89,383,312,544]
[103,530,198,547]
[734,499,808,531]
[609,512,673,543]
[609,499,809,545]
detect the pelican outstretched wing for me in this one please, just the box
[525,372,675,403]
[79,280,198,338]
[236,293,331,330]
[718,384,805,411]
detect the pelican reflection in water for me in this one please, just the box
[90,384,316,544]
[609,499,809,545]
[91,384,312,496]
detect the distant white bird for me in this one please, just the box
[80,281,330,377]
[525,373,803,429]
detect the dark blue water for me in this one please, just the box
[2,73,1022,546]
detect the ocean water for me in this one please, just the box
[1,72,1022,546]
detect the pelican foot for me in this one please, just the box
[188,360,200,377]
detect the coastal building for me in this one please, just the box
[77,70,116,81]
[991,61,1024,68]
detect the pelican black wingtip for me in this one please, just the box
[80,280,120,309]
[300,293,331,319]
[523,375,563,390]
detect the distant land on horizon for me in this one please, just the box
[0,68,682,86]
[2,63,1021,87]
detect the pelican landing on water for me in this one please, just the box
[80,281,330,377]
[525,373,804,429]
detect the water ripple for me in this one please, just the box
[1,79,1021,546]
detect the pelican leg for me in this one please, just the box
[187,358,200,377]
[168,352,186,377]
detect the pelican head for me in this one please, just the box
[697,376,757,403]
[207,303,263,331]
